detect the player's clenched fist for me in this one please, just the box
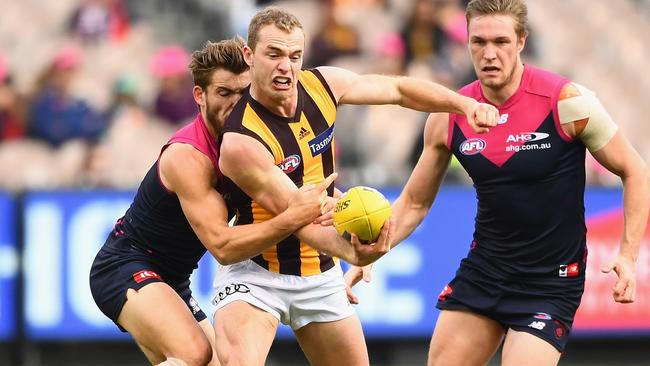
[463,99,499,134]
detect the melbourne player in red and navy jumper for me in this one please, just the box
[391,1,648,364]
[439,64,585,351]
[90,114,222,329]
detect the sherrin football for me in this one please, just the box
[333,186,392,244]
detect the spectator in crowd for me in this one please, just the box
[305,0,361,67]
[68,0,130,43]
[0,53,26,141]
[88,75,174,188]
[401,0,449,64]
[150,45,197,126]
[356,33,427,186]
[28,45,107,147]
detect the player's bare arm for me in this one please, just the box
[558,83,650,303]
[316,66,498,133]
[159,142,333,265]
[343,113,451,301]
[219,132,391,266]
[390,112,453,247]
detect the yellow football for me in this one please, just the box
[333,186,392,244]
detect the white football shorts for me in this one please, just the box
[212,259,355,330]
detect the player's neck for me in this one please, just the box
[250,83,298,118]
[481,62,525,106]
[200,110,219,138]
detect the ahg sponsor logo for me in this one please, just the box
[506,132,549,143]
[459,138,486,155]
[308,125,335,157]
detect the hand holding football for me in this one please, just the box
[333,186,392,244]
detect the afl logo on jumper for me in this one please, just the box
[460,138,486,155]
[278,154,301,173]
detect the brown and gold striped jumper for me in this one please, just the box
[221,69,338,276]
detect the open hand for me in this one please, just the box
[344,265,373,304]
[601,254,637,303]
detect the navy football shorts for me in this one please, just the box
[89,235,206,332]
[436,264,584,352]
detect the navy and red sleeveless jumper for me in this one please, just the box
[89,113,221,328]
[438,65,587,351]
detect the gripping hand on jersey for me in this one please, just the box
[601,253,637,303]
[463,100,499,134]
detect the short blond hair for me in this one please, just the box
[466,0,529,38]
[247,7,303,51]
[189,37,248,90]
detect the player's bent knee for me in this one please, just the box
[185,343,213,366]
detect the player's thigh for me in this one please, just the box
[118,283,212,365]
[428,310,504,366]
[294,314,368,366]
[213,300,278,366]
[501,329,560,366]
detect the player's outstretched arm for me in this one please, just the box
[159,143,334,265]
[219,132,390,266]
[391,113,453,248]
[316,66,498,134]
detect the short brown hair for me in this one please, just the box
[466,0,529,38]
[247,7,303,51]
[188,37,248,90]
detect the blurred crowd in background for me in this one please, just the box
[1,0,649,192]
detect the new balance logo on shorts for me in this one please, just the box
[188,297,201,315]
[214,283,251,305]
[528,321,546,330]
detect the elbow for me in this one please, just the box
[625,160,650,190]
[206,233,238,265]
[211,248,237,266]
